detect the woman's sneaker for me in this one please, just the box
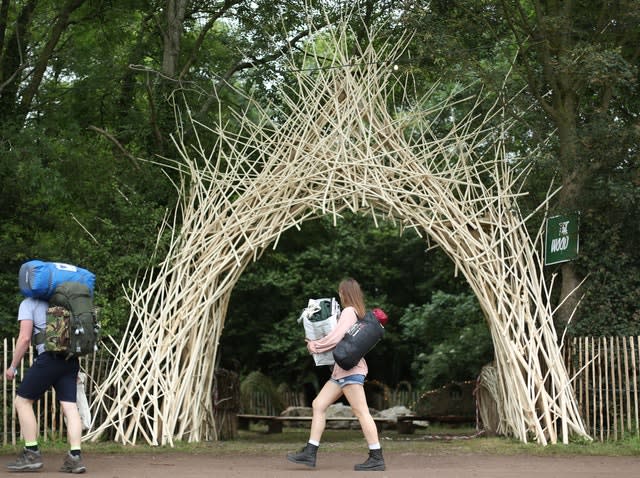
[60,452,86,474]
[6,448,43,471]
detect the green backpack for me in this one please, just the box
[34,281,100,358]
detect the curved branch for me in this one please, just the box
[19,0,88,115]
[194,28,311,121]
[87,125,142,171]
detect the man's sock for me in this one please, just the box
[69,447,81,458]
[25,441,39,452]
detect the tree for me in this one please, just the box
[400,0,640,333]
[0,1,347,337]
[498,0,640,330]
[399,291,493,389]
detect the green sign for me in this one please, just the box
[545,213,579,265]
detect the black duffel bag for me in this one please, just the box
[333,310,385,370]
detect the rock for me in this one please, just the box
[377,405,414,421]
[280,406,312,417]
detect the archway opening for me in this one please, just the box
[220,211,493,401]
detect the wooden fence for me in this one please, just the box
[2,336,640,444]
[1,338,112,446]
[565,336,640,441]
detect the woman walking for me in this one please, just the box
[286,278,385,471]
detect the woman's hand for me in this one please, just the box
[305,338,316,354]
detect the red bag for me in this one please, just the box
[372,308,388,326]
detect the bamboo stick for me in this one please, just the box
[620,337,628,437]
[591,337,596,438]
[584,337,590,431]
[633,337,639,437]
[3,338,7,446]
[598,338,604,441]
[612,337,618,439]
[622,336,630,434]
[12,337,17,445]
[605,337,612,440]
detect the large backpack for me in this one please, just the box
[33,281,100,359]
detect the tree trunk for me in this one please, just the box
[161,0,187,78]
[553,110,584,329]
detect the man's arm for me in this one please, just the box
[5,320,33,380]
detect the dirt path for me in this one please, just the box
[10,451,639,477]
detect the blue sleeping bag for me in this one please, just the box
[19,260,95,299]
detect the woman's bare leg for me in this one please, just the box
[309,380,343,442]
[343,384,379,445]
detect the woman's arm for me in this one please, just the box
[307,307,358,354]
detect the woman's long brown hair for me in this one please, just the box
[338,278,366,318]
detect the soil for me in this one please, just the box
[23,451,640,477]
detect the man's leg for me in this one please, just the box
[14,396,38,443]
[59,401,86,474]
[60,401,83,449]
[7,395,43,471]
[55,354,86,474]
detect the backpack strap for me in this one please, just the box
[31,324,46,358]
[32,329,45,346]
[31,318,46,346]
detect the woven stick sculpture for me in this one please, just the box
[87,21,589,445]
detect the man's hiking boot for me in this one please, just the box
[7,448,43,471]
[60,452,86,474]
[354,448,385,471]
[286,442,318,468]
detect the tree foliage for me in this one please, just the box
[0,1,637,392]
[400,291,493,390]
[220,213,474,387]
[399,0,640,333]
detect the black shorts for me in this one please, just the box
[17,352,79,403]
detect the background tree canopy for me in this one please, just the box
[0,0,637,393]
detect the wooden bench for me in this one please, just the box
[237,414,393,434]
[395,415,475,434]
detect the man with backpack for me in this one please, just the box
[5,283,87,473]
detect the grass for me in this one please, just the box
[2,424,639,457]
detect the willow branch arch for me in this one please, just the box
[88,22,589,446]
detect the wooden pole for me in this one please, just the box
[583,337,590,431]
[619,337,627,437]
[3,338,6,447]
[633,337,639,437]
[612,337,619,439]
[598,338,604,441]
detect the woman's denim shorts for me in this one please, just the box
[330,374,366,388]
